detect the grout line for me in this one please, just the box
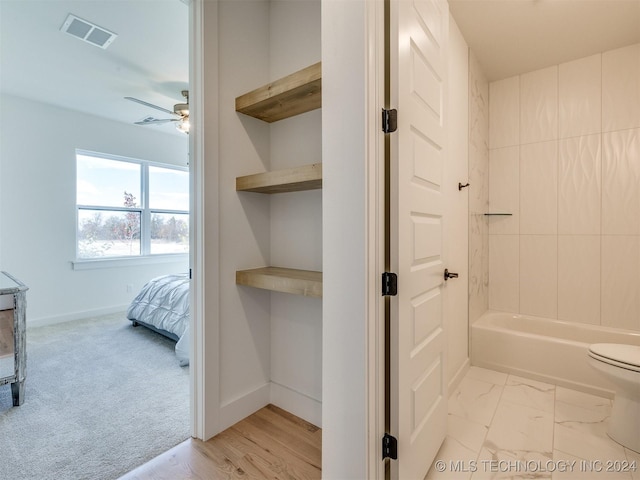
[599,52,604,328]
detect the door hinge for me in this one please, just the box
[381,272,398,296]
[382,433,398,460]
[382,108,397,133]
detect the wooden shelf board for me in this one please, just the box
[235,62,321,123]
[236,267,322,298]
[236,163,322,193]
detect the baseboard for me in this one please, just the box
[449,357,470,394]
[217,382,321,432]
[28,305,129,328]
[270,381,322,428]
[218,382,271,432]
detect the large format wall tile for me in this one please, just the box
[489,146,519,235]
[489,76,519,149]
[601,235,640,331]
[486,43,639,331]
[559,54,602,139]
[558,135,601,235]
[520,141,558,235]
[558,235,601,325]
[603,43,640,132]
[520,66,558,144]
[469,51,490,324]
[469,214,489,323]
[602,129,640,235]
[489,235,519,312]
[520,235,558,318]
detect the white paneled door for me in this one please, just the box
[389,0,449,478]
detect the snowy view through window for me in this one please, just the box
[76,152,189,259]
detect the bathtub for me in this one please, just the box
[471,311,640,398]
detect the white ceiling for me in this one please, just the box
[0,0,188,136]
[449,0,640,81]
[1,0,637,129]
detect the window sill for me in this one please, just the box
[71,253,188,271]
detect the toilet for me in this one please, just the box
[588,343,640,453]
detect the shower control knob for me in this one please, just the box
[444,269,459,281]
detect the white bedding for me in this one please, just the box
[126,273,190,365]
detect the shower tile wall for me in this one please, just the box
[487,43,640,332]
[468,51,490,324]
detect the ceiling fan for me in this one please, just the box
[125,90,189,133]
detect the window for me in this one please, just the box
[76,151,189,260]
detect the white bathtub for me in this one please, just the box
[471,311,640,398]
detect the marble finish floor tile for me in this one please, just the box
[554,398,626,461]
[467,366,509,386]
[625,448,640,480]
[552,450,633,479]
[472,447,553,480]
[556,386,612,413]
[484,399,554,455]
[501,375,555,414]
[448,376,504,426]
[433,367,638,480]
[426,414,490,480]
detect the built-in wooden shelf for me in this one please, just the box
[236,267,322,298]
[235,62,321,123]
[236,163,322,194]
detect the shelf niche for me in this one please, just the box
[236,163,322,194]
[236,267,322,298]
[235,62,321,123]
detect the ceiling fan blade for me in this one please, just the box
[134,118,179,126]
[125,96,178,116]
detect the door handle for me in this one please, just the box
[444,269,459,281]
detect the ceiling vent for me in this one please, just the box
[60,14,117,49]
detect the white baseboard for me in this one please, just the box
[28,304,129,328]
[270,381,322,428]
[449,357,470,394]
[217,381,322,433]
[218,382,271,432]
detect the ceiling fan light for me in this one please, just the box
[176,117,190,134]
[174,103,189,117]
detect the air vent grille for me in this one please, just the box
[60,14,117,49]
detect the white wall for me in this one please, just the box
[211,0,323,430]
[0,94,188,324]
[269,0,323,425]
[322,0,370,476]
[488,43,640,332]
[215,0,272,426]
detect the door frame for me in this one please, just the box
[187,0,388,466]
[366,0,387,478]
[188,0,221,440]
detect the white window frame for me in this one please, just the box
[73,149,189,270]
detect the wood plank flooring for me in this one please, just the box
[118,405,321,480]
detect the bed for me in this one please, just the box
[126,273,190,366]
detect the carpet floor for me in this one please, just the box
[0,313,190,480]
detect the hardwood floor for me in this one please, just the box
[119,404,322,480]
